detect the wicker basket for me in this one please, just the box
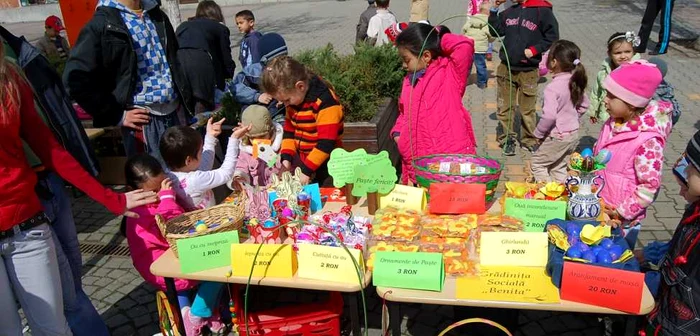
[157,192,247,258]
[413,154,503,203]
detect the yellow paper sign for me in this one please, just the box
[456,266,560,303]
[379,184,426,211]
[231,244,297,278]
[480,232,548,267]
[296,245,365,284]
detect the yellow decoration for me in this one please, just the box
[614,250,635,263]
[547,225,570,251]
[195,224,208,233]
[540,182,566,199]
[579,224,611,245]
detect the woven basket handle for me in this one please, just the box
[155,214,167,238]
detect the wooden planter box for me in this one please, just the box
[343,98,400,170]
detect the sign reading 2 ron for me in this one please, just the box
[177,231,239,274]
[504,198,566,232]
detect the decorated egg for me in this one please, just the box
[608,245,623,260]
[569,153,583,169]
[596,251,613,264]
[195,223,208,233]
[566,223,579,234]
[582,250,596,262]
[581,157,595,172]
[591,245,604,256]
[595,149,612,164]
[600,238,614,249]
[581,148,593,158]
[566,246,582,258]
[575,242,590,252]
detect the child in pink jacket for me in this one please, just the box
[392,23,477,184]
[593,61,673,249]
[124,154,225,336]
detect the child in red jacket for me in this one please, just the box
[124,154,224,336]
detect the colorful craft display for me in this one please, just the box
[293,206,371,251]
[546,223,633,265]
[569,148,611,173]
[504,181,567,201]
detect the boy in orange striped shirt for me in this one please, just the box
[261,56,344,185]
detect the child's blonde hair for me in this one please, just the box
[261,56,311,95]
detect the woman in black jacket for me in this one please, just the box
[176,0,235,113]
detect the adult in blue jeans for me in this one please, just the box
[0,25,157,335]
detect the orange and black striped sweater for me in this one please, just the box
[281,76,344,176]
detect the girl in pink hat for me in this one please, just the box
[593,60,673,248]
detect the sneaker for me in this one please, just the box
[502,140,516,156]
[182,307,206,336]
[206,311,227,335]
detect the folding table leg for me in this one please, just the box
[389,302,401,336]
[344,292,362,336]
[165,277,186,335]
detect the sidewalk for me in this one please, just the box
[12,0,700,335]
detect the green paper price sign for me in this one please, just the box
[327,148,369,188]
[177,231,239,274]
[504,198,567,232]
[352,153,397,197]
[373,252,445,291]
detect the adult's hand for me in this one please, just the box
[123,189,158,218]
[123,108,150,131]
[494,0,506,7]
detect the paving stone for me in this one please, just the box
[127,306,150,319]
[105,314,129,329]
[104,293,123,305]
[519,322,546,336]
[112,324,136,336]
[652,230,673,241]
[539,316,568,334]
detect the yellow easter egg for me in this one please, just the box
[195,224,208,233]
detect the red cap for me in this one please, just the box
[45,15,65,31]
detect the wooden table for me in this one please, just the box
[150,197,372,336]
[84,128,105,140]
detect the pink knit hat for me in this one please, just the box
[603,60,662,108]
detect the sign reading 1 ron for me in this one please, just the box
[373,251,444,291]
[177,231,239,274]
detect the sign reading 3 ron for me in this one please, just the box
[480,232,549,267]
[373,251,444,291]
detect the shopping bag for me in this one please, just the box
[429,183,486,214]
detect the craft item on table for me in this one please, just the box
[248,217,285,244]
[445,215,477,237]
[504,181,567,201]
[295,206,370,251]
[268,168,304,209]
[244,185,271,221]
[546,221,634,265]
[443,246,478,277]
[252,139,279,168]
[565,169,605,221]
[297,192,311,219]
[366,241,397,270]
[476,214,524,232]
[371,207,422,241]
[427,161,487,175]
[279,207,298,236]
[421,215,451,237]
[569,148,611,172]
[350,152,397,214]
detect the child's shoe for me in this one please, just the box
[182,306,206,336]
[206,310,227,335]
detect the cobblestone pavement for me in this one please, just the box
[7,0,700,335]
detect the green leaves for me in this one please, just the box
[296,43,404,122]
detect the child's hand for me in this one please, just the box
[524,49,534,59]
[258,93,273,105]
[299,172,311,185]
[206,117,226,138]
[160,178,173,191]
[494,0,505,6]
[589,116,599,124]
[394,136,400,143]
[282,160,292,172]
[231,123,253,139]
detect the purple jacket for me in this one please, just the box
[234,123,283,187]
[534,72,589,139]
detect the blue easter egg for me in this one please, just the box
[596,149,612,165]
[576,242,590,252]
[566,223,579,233]
[600,238,614,249]
[566,246,582,258]
[582,250,596,262]
[596,251,614,264]
[568,236,580,246]
[581,148,593,158]
[608,245,624,260]
[591,245,605,256]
